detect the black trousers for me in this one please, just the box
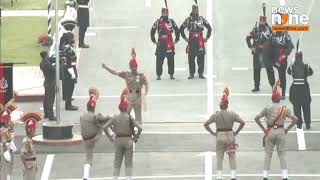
[156,54,174,76]
[253,54,275,89]
[276,61,287,96]
[293,103,311,126]
[43,83,56,117]
[188,54,204,76]
[79,26,88,45]
[63,79,75,107]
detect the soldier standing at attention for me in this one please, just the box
[246,3,275,92]
[180,0,212,79]
[150,0,180,80]
[80,87,112,180]
[20,112,43,180]
[287,40,313,129]
[40,51,56,120]
[102,48,149,124]
[103,91,143,180]
[255,83,298,180]
[77,0,90,48]
[204,87,245,180]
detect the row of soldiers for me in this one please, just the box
[0,102,42,180]
[246,3,314,129]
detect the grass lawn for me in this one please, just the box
[0,17,60,66]
[1,0,65,10]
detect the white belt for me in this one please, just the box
[78,5,89,8]
[71,62,77,66]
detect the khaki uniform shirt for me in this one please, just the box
[80,112,110,139]
[118,71,148,102]
[20,137,36,159]
[206,110,244,129]
[258,104,293,125]
[104,112,142,136]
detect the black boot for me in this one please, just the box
[79,43,89,48]
[65,100,78,111]
[157,76,161,80]
[188,74,194,79]
[263,178,268,180]
[199,74,205,79]
[251,87,260,92]
[306,124,311,129]
[170,75,175,80]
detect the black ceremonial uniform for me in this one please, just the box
[180,14,212,79]
[150,16,180,79]
[77,0,90,48]
[288,60,313,129]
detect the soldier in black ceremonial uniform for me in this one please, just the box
[180,1,212,79]
[150,1,180,80]
[77,0,90,48]
[271,28,294,99]
[62,45,78,110]
[39,51,56,121]
[287,40,313,129]
[246,3,275,92]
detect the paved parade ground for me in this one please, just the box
[6,0,320,179]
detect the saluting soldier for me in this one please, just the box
[204,87,245,180]
[0,102,17,180]
[102,48,149,124]
[20,112,43,180]
[150,0,180,80]
[77,0,90,48]
[103,90,143,180]
[254,83,298,180]
[288,40,313,129]
[271,27,294,99]
[80,87,112,180]
[40,51,56,121]
[246,3,275,92]
[180,1,212,79]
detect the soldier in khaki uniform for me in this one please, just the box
[0,102,17,180]
[255,83,297,180]
[204,87,245,180]
[20,112,43,180]
[102,48,149,124]
[103,93,143,180]
[80,87,112,180]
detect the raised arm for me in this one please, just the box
[102,63,120,76]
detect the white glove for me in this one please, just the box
[3,150,11,162]
[10,141,17,152]
[68,68,76,79]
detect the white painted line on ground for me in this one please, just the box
[175,67,187,71]
[40,107,56,111]
[279,0,286,6]
[57,173,320,180]
[73,93,320,98]
[2,10,64,17]
[232,67,249,71]
[85,32,96,37]
[200,152,215,180]
[145,0,151,7]
[296,128,306,150]
[206,0,214,116]
[41,154,55,180]
[88,26,139,30]
[141,131,320,134]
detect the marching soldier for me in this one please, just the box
[150,1,180,80]
[288,40,313,129]
[102,48,149,124]
[40,51,56,121]
[103,91,143,180]
[80,87,112,180]
[204,87,245,180]
[246,3,275,92]
[254,83,298,180]
[0,102,17,180]
[0,121,12,180]
[62,44,78,111]
[180,1,212,79]
[77,0,90,48]
[20,112,43,180]
[271,28,294,99]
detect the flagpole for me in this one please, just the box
[55,0,61,125]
